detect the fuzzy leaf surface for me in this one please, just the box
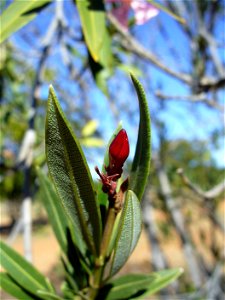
[37,169,84,254]
[110,190,142,276]
[130,74,151,200]
[46,86,101,255]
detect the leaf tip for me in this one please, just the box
[48,84,55,96]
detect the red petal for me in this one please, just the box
[109,129,130,164]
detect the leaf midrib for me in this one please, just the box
[1,246,46,291]
[54,102,95,253]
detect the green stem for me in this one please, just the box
[100,205,117,258]
[88,205,117,299]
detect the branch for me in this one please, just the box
[107,12,192,85]
[199,25,225,77]
[177,168,225,200]
[155,91,223,111]
[107,12,225,93]
[177,168,225,233]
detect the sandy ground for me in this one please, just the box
[0,200,224,299]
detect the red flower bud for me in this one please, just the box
[107,129,129,177]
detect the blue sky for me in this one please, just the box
[7,0,225,170]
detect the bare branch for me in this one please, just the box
[177,168,225,200]
[107,12,192,85]
[107,12,225,93]
[155,91,224,111]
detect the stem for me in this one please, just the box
[88,205,117,299]
[100,205,117,258]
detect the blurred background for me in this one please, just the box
[0,0,224,299]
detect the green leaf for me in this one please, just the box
[81,119,99,137]
[76,0,112,65]
[80,137,104,148]
[99,273,155,300]
[130,74,151,200]
[37,168,85,255]
[110,190,142,276]
[99,268,183,300]
[46,86,102,255]
[0,0,52,44]
[135,268,184,299]
[0,241,52,296]
[37,290,64,300]
[37,168,68,253]
[0,273,40,300]
[77,1,113,94]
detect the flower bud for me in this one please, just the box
[107,129,129,177]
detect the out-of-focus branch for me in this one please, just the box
[142,188,179,294]
[177,168,225,200]
[199,25,225,77]
[177,168,225,233]
[107,12,225,92]
[155,91,223,111]
[107,12,192,85]
[7,9,58,261]
[142,191,169,271]
[154,155,203,288]
[196,77,225,93]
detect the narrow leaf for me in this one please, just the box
[37,168,68,254]
[130,74,151,200]
[98,273,155,300]
[135,268,184,298]
[81,119,99,137]
[37,290,64,300]
[46,86,101,255]
[110,190,142,276]
[0,241,51,295]
[0,273,40,300]
[0,0,52,44]
[76,0,112,65]
[37,168,85,255]
[99,268,183,300]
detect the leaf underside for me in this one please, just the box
[110,190,142,276]
[46,86,102,255]
[130,74,151,201]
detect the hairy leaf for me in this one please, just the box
[130,74,151,200]
[46,86,102,255]
[110,190,142,276]
[37,168,87,255]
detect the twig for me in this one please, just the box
[177,168,225,233]
[177,168,225,200]
[155,91,223,111]
[108,10,225,95]
[107,12,192,85]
